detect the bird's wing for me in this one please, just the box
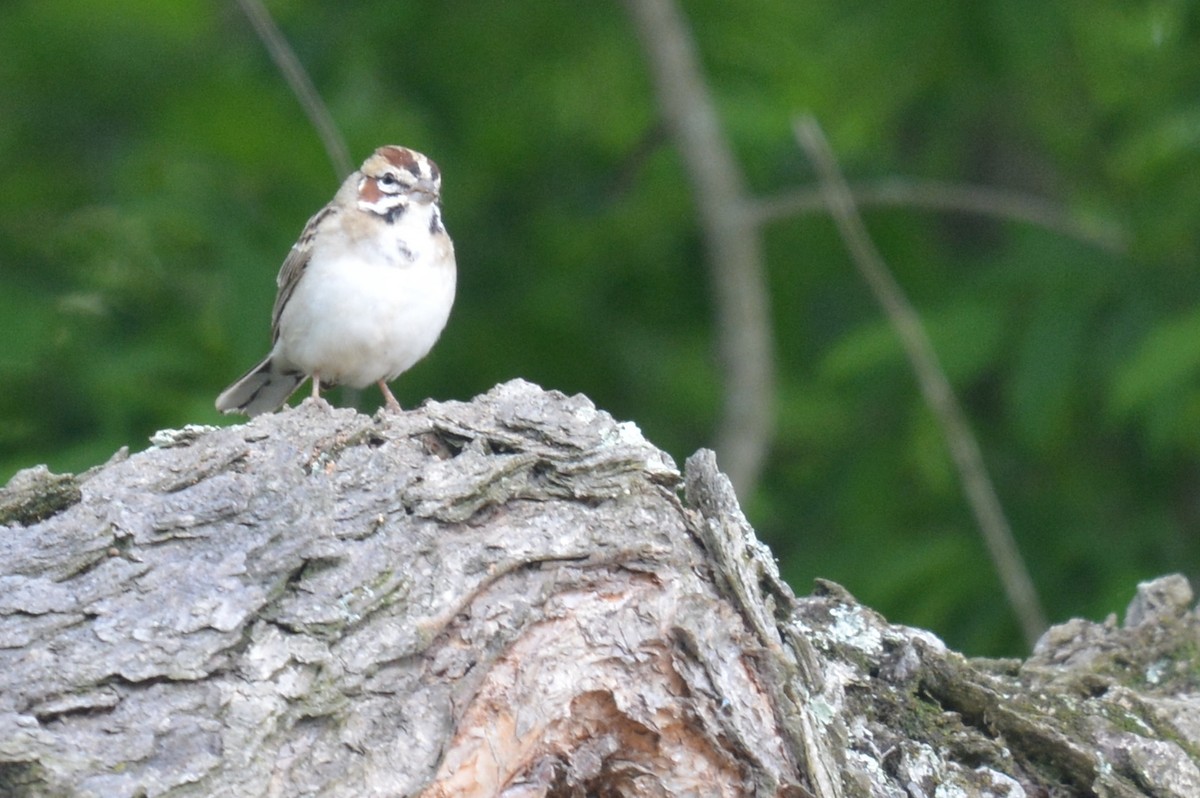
[270,203,336,342]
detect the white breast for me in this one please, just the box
[273,205,456,388]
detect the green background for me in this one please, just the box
[2,0,1198,655]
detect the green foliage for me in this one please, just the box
[1,0,1197,655]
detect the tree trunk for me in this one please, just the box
[1,379,1197,797]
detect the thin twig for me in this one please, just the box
[234,0,354,180]
[624,0,775,498]
[793,115,1047,649]
[751,180,1127,254]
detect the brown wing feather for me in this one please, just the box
[270,204,336,342]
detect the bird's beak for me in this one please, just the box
[411,178,439,202]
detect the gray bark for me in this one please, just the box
[1,379,1197,797]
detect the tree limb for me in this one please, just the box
[234,0,354,179]
[624,0,775,499]
[1,381,1197,796]
[793,115,1048,648]
[751,178,1127,254]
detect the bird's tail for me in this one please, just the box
[215,357,305,417]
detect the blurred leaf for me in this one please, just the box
[1008,298,1087,450]
[1109,310,1200,420]
[820,299,1005,386]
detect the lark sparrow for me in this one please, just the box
[215,145,456,417]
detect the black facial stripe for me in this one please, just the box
[384,203,407,224]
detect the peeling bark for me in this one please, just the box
[1,380,1197,797]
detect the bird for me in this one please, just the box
[215,145,456,417]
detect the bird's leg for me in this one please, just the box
[311,373,321,400]
[378,380,402,413]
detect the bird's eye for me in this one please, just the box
[379,173,398,188]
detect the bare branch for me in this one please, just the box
[751,179,1127,254]
[234,0,354,180]
[793,115,1048,648]
[624,0,775,498]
